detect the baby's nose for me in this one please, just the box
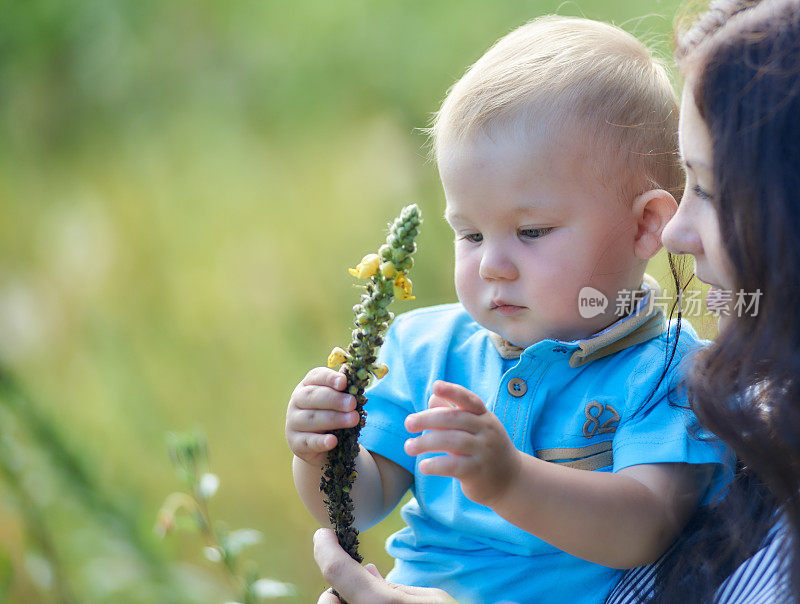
[479,246,519,280]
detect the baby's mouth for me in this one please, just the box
[490,301,526,316]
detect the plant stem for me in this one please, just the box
[320,204,421,566]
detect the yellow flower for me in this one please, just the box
[372,363,389,379]
[348,253,380,279]
[394,274,415,300]
[327,346,349,368]
[379,261,397,279]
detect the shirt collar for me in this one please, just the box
[487,273,667,367]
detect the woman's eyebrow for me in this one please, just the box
[684,159,711,172]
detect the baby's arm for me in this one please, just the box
[405,381,711,569]
[287,367,413,531]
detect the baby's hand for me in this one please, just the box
[404,381,521,508]
[286,368,360,467]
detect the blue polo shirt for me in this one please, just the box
[359,297,733,604]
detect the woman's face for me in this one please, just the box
[662,83,736,322]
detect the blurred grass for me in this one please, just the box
[0,0,719,601]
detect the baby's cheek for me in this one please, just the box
[549,247,615,294]
[534,258,582,296]
[454,257,480,296]
[532,262,592,320]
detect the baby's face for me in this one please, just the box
[439,129,644,348]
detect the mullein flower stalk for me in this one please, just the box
[322,204,422,566]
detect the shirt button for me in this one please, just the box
[507,377,527,397]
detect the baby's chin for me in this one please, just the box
[480,323,535,348]
[492,326,557,349]
[469,307,586,348]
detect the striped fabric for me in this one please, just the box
[605,523,790,603]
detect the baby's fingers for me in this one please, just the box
[405,407,482,434]
[288,432,338,456]
[405,429,474,456]
[428,397,455,409]
[418,454,475,478]
[292,384,356,412]
[431,381,487,415]
[292,409,360,433]
[300,367,349,391]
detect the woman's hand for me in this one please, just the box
[313,529,455,604]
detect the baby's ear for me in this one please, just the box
[632,189,678,260]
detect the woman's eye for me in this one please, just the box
[519,227,553,239]
[693,184,714,201]
[462,233,483,243]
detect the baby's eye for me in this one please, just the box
[519,227,553,240]
[461,233,483,243]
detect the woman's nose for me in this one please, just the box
[661,202,703,257]
[479,244,519,281]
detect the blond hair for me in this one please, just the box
[429,16,683,202]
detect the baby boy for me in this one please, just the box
[287,16,732,604]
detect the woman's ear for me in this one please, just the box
[632,189,678,260]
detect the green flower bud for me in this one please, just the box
[380,261,397,279]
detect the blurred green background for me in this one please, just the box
[0,0,720,601]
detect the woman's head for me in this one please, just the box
[660,0,800,595]
[671,0,800,468]
[673,0,800,321]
